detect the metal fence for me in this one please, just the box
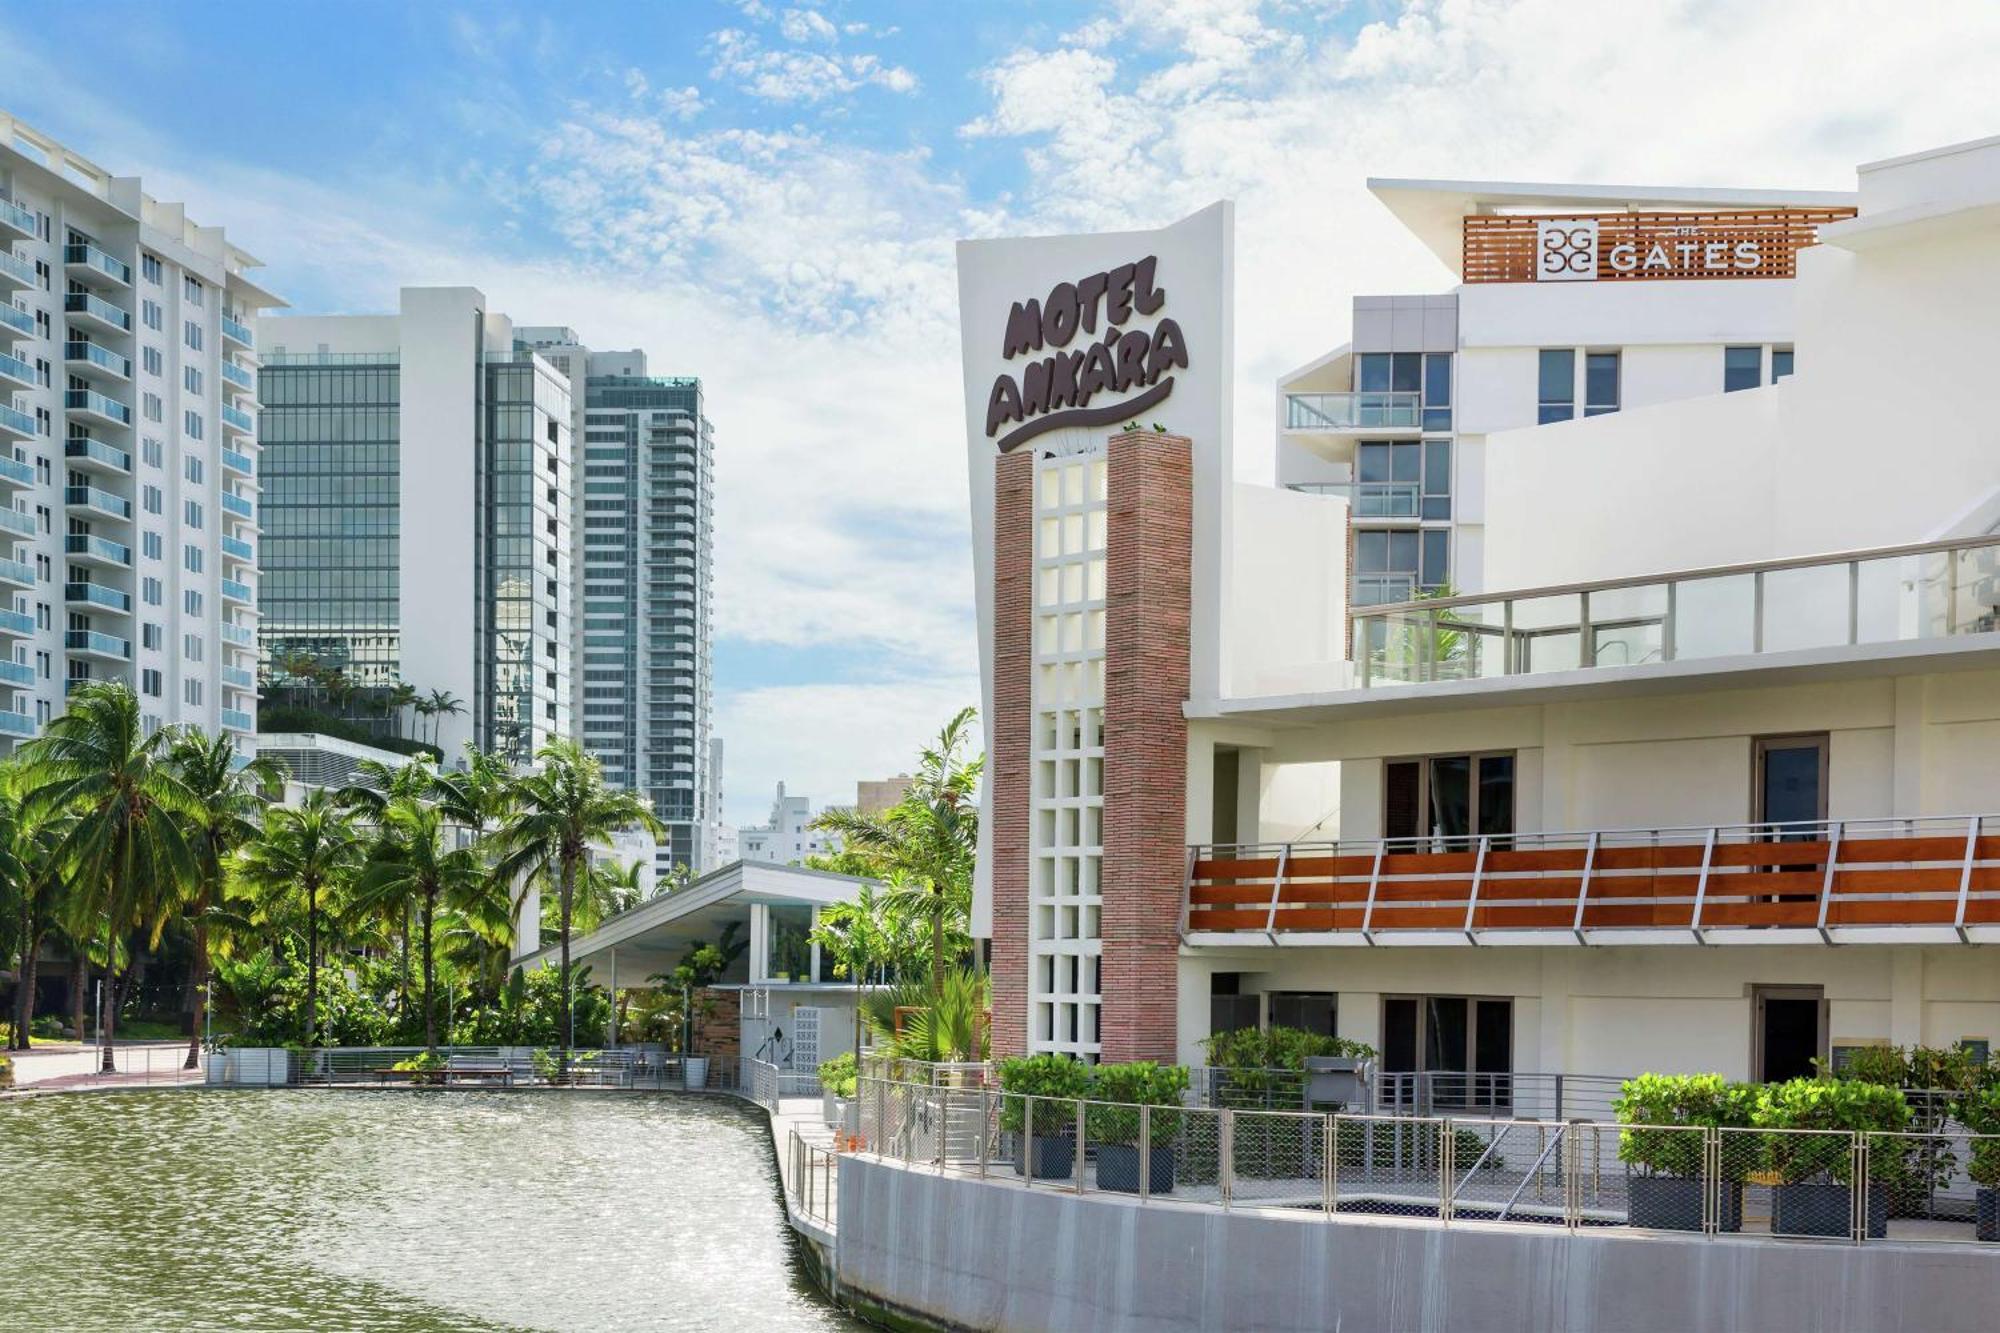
[788,1127,840,1225]
[1190,1066,1626,1122]
[856,1077,2000,1246]
[10,1042,206,1089]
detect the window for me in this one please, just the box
[141,576,161,606]
[141,438,163,469]
[183,320,203,351]
[142,531,162,560]
[1724,345,1762,392]
[1384,753,1515,845]
[183,500,203,529]
[183,410,202,440]
[140,668,162,697]
[1422,353,1452,432]
[1358,440,1451,521]
[183,678,202,706]
[141,485,162,515]
[182,276,204,307]
[142,347,162,377]
[183,545,203,573]
[141,254,163,285]
[1584,351,1620,416]
[142,393,163,423]
[184,456,204,485]
[1353,528,1448,604]
[141,623,162,651]
[1773,347,1795,382]
[183,366,202,395]
[142,299,163,331]
[1537,349,1575,423]
[183,592,203,619]
[1357,351,1422,395]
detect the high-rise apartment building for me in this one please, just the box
[255,287,572,763]
[517,328,719,875]
[0,113,277,747]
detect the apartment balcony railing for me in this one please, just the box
[0,456,30,489]
[1184,814,2000,946]
[0,709,33,738]
[220,577,252,604]
[220,621,255,648]
[63,241,132,288]
[221,708,254,733]
[0,198,33,239]
[221,534,253,562]
[1351,573,1418,609]
[1285,391,1422,433]
[0,557,34,589]
[64,533,132,568]
[0,608,32,638]
[65,388,131,428]
[219,359,256,395]
[220,403,253,436]
[0,303,33,339]
[0,657,32,688]
[64,581,131,614]
[0,249,34,288]
[64,340,131,382]
[65,629,131,661]
[1353,533,2000,690]
[63,291,131,334]
[65,484,131,521]
[220,491,255,522]
[64,436,132,475]
[220,314,254,350]
[0,350,33,391]
[221,664,256,690]
[220,447,254,478]
[0,506,35,539]
[1288,480,1423,520]
[0,405,32,442]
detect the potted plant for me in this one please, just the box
[1755,1078,1909,1238]
[998,1053,1091,1179]
[1952,1086,2000,1241]
[819,1052,858,1131]
[1613,1073,1756,1232]
[1087,1062,1190,1194]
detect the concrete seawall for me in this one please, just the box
[836,1156,2000,1332]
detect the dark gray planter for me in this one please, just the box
[1772,1181,1887,1238]
[1096,1143,1176,1194]
[1628,1176,1742,1233]
[1014,1134,1074,1180]
[1978,1187,1999,1242]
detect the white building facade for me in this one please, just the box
[739,781,841,865]
[0,112,278,747]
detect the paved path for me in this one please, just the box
[769,1094,840,1237]
[7,1042,202,1090]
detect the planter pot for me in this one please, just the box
[1978,1187,2000,1243]
[1627,1176,1741,1233]
[1772,1181,1888,1239]
[1013,1134,1074,1180]
[1097,1143,1176,1195]
[684,1056,709,1091]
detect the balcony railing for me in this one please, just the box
[64,291,131,333]
[63,241,131,287]
[0,456,30,488]
[65,436,132,474]
[220,621,255,648]
[0,197,33,239]
[221,447,254,477]
[64,340,131,380]
[220,314,254,349]
[220,403,253,435]
[221,664,256,690]
[0,506,35,538]
[64,533,131,566]
[221,491,255,522]
[0,249,34,287]
[1285,391,1422,432]
[1353,533,2000,689]
[0,350,32,389]
[0,709,33,738]
[0,303,33,338]
[0,405,32,441]
[220,577,252,604]
[0,657,31,688]
[1287,480,1423,520]
[0,607,35,637]
[65,388,131,427]
[65,581,130,613]
[221,707,254,732]
[219,359,256,393]
[1184,814,2000,945]
[0,557,34,588]
[221,534,253,562]
[65,629,131,660]
[65,484,131,520]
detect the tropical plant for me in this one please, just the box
[349,797,492,1052]
[1614,1073,1760,1179]
[235,790,362,1047]
[1952,1087,2000,1188]
[817,1050,858,1098]
[561,853,648,936]
[2,768,66,1052]
[18,682,201,1071]
[810,883,894,1064]
[452,963,611,1047]
[1754,1078,1911,1184]
[1085,1062,1190,1146]
[810,706,981,1001]
[997,1052,1092,1136]
[490,738,661,1077]
[424,689,465,748]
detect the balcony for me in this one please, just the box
[64,533,132,568]
[220,577,252,605]
[0,249,34,290]
[0,405,31,442]
[0,350,33,392]
[0,507,34,540]
[1351,533,2000,691]
[0,710,33,738]
[220,403,254,436]
[219,621,255,648]
[65,580,131,614]
[63,242,132,288]
[220,314,254,350]
[220,447,254,478]
[221,664,256,690]
[1284,391,1423,435]
[64,436,132,475]
[220,491,256,523]
[220,534,253,563]
[64,340,131,384]
[0,456,31,491]
[65,629,131,662]
[221,707,254,733]
[0,197,33,240]
[0,303,33,340]
[1183,813,2000,947]
[0,608,33,637]
[65,484,131,522]
[0,557,34,589]
[219,359,256,396]
[64,291,131,335]
[0,658,31,687]
[65,388,132,430]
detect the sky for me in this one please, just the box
[5,0,1997,827]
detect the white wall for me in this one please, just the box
[1226,483,1349,697]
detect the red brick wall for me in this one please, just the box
[988,448,1035,1060]
[692,987,741,1060]
[1099,430,1193,1064]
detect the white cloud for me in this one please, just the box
[707,26,919,103]
[779,7,839,44]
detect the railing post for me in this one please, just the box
[1752,570,1765,653]
[979,1085,991,1179]
[1852,1134,1869,1246]
[1847,560,1860,646]
[1074,1097,1087,1195]
[1690,826,1718,944]
[1220,1109,1234,1209]
[938,1086,950,1173]
[1361,841,1385,944]
[1464,835,1489,943]
[1139,1104,1152,1203]
[1264,843,1291,942]
[1579,590,1594,668]
[1024,1095,1035,1187]
[1357,614,1372,689]
[1817,821,1842,943]
[1663,580,1677,662]
[1440,1118,1455,1226]
[1553,1074,1565,1122]
[1572,831,1599,944]
[875,1078,887,1155]
[1956,815,1979,944]
[1178,844,1199,940]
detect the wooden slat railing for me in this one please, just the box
[1184,816,2000,942]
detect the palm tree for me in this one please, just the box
[1,766,64,1051]
[567,855,648,936]
[350,797,490,1052]
[18,682,201,1071]
[811,706,982,1002]
[385,680,419,741]
[411,698,436,748]
[491,738,661,1076]
[236,790,362,1047]
[166,729,280,1068]
[425,689,465,749]
[810,883,892,1066]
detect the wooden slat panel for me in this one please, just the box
[1364,906,1473,930]
[1699,870,1825,898]
[1593,845,1708,871]
[1193,857,1283,880]
[1271,908,1368,932]
[1370,880,1476,905]
[1462,208,1856,284]
[1837,836,1970,864]
[1698,901,1821,927]
[1186,909,1269,931]
[1282,854,1379,878]
[1830,868,1964,895]
[1482,848,1591,873]
[1828,899,1958,926]
[1379,851,1479,874]
[1711,841,1831,868]
[1189,885,1274,906]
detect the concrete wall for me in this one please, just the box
[837,1157,2000,1333]
[1226,483,1348,698]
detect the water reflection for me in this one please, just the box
[1,1090,860,1332]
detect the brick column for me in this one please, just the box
[988,448,1035,1060]
[1099,430,1192,1064]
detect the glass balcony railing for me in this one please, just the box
[64,242,132,286]
[221,534,253,562]
[1353,533,2000,689]
[0,455,31,487]
[221,708,254,733]
[221,665,256,689]
[0,657,31,687]
[220,360,256,392]
[65,437,131,473]
[65,629,131,659]
[64,291,131,332]
[65,581,131,613]
[0,250,34,286]
[64,341,130,378]
[0,351,32,387]
[0,197,33,238]
[64,534,132,566]
[220,403,253,434]
[0,303,32,338]
[0,709,34,738]
[65,388,131,426]
[221,448,254,477]
[1285,391,1423,432]
[220,621,255,648]
[220,577,252,603]
[221,491,255,521]
[65,484,131,519]
[0,507,33,539]
[0,608,33,637]
[0,405,31,439]
[1290,481,1426,518]
[220,314,254,349]
[0,557,34,587]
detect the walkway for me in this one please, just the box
[6,1042,202,1092]
[770,1094,840,1241]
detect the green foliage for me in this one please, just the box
[1755,1078,1911,1184]
[1613,1073,1759,1179]
[1951,1087,2000,1187]
[880,968,988,1063]
[818,1051,858,1098]
[29,1015,62,1039]
[213,942,395,1047]
[1085,1062,1189,1146]
[997,1053,1092,1135]
[255,705,442,761]
[1201,1025,1375,1070]
[451,964,611,1048]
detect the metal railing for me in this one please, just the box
[1284,391,1421,431]
[856,1077,2000,1246]
[1185,813,2000,943]
[1191,1066,1625,1122]
[788,1127,840,1225]
[8,1042,206,1089]
[1353,531,2000,689]
[1286,481,1422,519]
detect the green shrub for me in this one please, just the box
[997,1053,1092,1136]
[1613,1073,1758,1179]
[1951,1087,2000,1188]
[1202,1025,1374,1070]
[1086,1062,1189,1146]
[818,1051,857,1099]
[1755,1078,1910,1184]
[29,1015,62,1039]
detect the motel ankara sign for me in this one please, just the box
[983,255,1191,454]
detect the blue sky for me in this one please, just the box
[4,0,1994,825]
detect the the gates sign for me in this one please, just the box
[1464,207,1858,284]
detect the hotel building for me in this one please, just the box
[256,287,572,764]
[963,135,2000,1089]
[0,113,277,746]
[516,328,722,874]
